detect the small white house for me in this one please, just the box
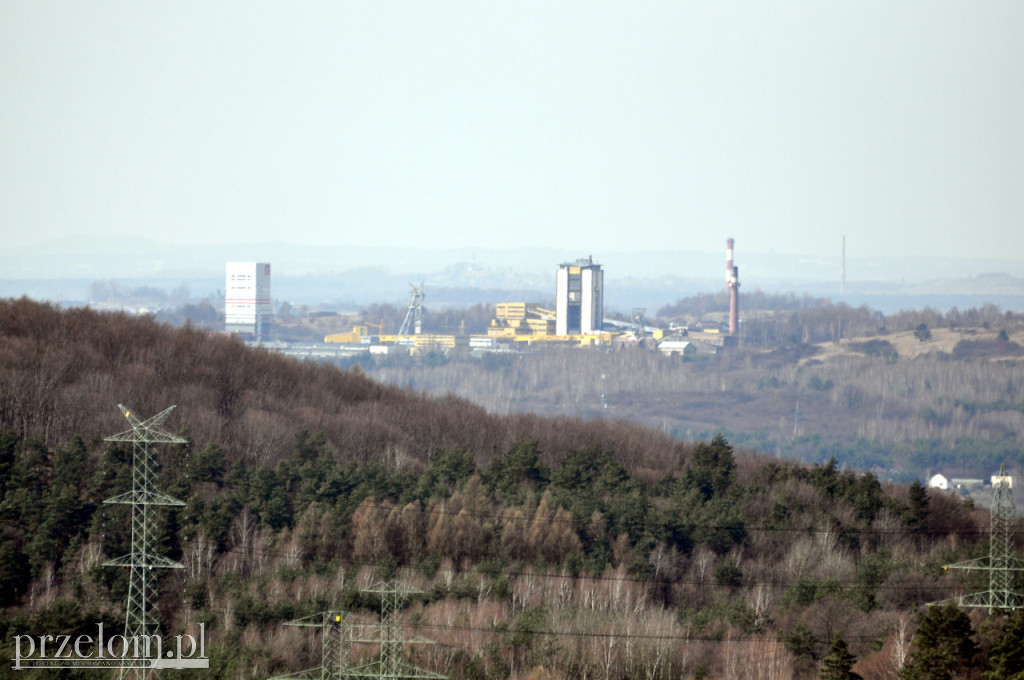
[928,474,949,490]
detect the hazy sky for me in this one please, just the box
[2,2,1022,261]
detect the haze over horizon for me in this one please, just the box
[3,2,1023,265]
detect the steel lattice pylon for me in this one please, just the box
[377,582,400,676]
[937,464,1024,612]
[272,612,351,680]
[103,405,187,680]
[274,581,445,680]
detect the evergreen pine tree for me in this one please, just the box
[820,635,857,680]
[907,481,929,530]
[688,433,736,500]
[984,609,1024,680]
[907,480,930,549]
[900,604,977,680]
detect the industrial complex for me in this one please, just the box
[224,242,741,358]
[310,241,741,357]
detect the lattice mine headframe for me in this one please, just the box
[103,405,187,680]
[937,464,1024,612]
[396,285,425,341]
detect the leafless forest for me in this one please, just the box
[371,313,1024,480]
[1,297,1023,680]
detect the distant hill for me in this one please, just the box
[3,237,1024,314]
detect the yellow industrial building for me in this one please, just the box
[323,326,374,344]
[321,258,720,355]
[488,303,556,337]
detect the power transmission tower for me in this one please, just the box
[276,581,445,680]
[936,465,1024,612]
[104,405,187,680]
[363,580,443,679]
[273,612,351,680]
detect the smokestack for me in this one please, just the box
[726,238,734,284]
[727,238,739,335]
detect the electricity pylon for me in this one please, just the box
[273,612,351,680]
[937,464,1024,612]
[103,405,187,680]
[352,580,443,680]
[276,581,445,680]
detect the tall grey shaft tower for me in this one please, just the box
[104,405,187,680]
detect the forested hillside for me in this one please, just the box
[2,297,1023,680]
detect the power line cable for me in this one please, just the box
[167,543,975,594]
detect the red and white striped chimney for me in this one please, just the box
[727,238,739,335]
[726,238,734,284]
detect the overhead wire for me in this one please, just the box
[168,494,1004,537]
[185,603,948,647]
[164,538,982,595]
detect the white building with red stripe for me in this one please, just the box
[225,262,271,338]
